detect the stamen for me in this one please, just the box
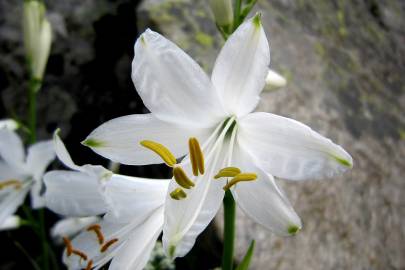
[85,259,93,270]
[140,140,177,167]
[100,238,119,253]
[0,179,22,190]
[223,173,258,191]
[188,137,204,176]
[214,167,242,179]
[170,188,187,200]
[173,166,195,189]
[63,236,73,256]
[72,249,88,261]
[87,224,104,245]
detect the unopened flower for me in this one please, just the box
[265,69,287,90]
[0,215,21,231]
[0,128,54,226]
[45,132,170,270]
[209,0,234,28]
[0,119,19,131]
[23,0,52,80]
[83,15,352,258]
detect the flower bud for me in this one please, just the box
[0,119,19,130]
[265,69,287,90]
[0,215,21,231]
[23,0,52,80]
[209,0,234,28]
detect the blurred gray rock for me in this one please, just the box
[137,0,405,269]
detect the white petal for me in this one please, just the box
[84,114,212,165]
[109,208,164,270]
[103,174,169,223]
[26,140,55,209]
[51,216,101,240]
[211,15,270,116]
[53,130,81,171]
[0,183,30,225]
[163,142,225,258]
[232,144,302,235]
[0,215,21,231]
[0,161,25,180]
[44,170,109,216]
[0,129,25,168]
[132,29,226,128]
[26,140,55,180]
[0,119,19,131]
[237,112,353,180]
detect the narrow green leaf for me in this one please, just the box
[235,240,255,270]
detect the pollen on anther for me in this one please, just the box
[173,166,195,189]
[189,137,204,176]
[170,187,187,200]
[85,259,93,270]
[140,140,177,167]
[100,238,119,253]
[63,236,73,256]
[223,173,257,191]
[87,224,104,245]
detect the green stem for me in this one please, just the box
[27,77,49,270]
[233,0,243,31]
[27,77,41,144]
[222,190,236,270]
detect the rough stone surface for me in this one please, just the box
[137,0,405,269]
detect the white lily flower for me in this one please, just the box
[23,0,53,80]
[83,15,353,258]
[0,119,19,131]
[44,132,170,270]
[0,128,54,226]
[0,215,21,231]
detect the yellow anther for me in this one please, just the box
[214,167,242,179]
[173,166,195,189]
[170,188,187,200]
[0,179,22,190]
[188,137,205,176]
[223,173,258,191]
[140,140,177,167]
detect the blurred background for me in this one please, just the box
[0,0,404,269]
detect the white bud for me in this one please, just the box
[0,119,19,130]
[265,69,287,90]
[23,0,52,80]
[0,215,21,231]
[209,0,234,27]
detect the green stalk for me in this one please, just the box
[27,77,50,270]
[222,190,236,270]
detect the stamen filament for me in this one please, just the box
[223,173,258,191]
[173,166,195,189]
[0,179,22,190]
[63,236,73,256]
[87,224,104,245]
[72,249,88,261]
[214,167,241,179]
[170,188,187,200]
[140,140,177,167]
[100,238,119,253]
[188,137,205,176]
[85,260,93,270]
